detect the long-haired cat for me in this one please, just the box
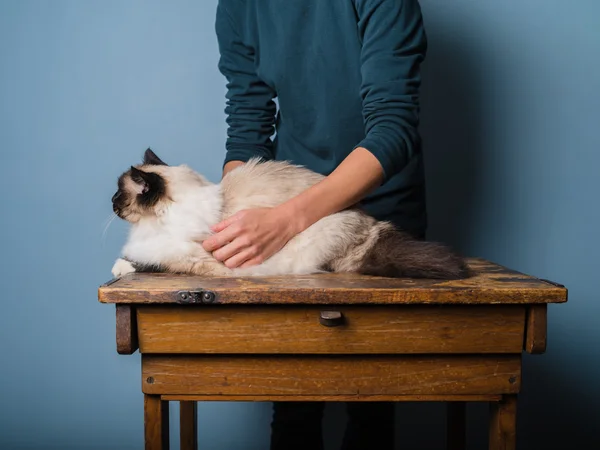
[110,149,470,280]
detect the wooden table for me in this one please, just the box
[98,258,567,450]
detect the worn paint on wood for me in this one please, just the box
[141,355,521,397]
[489,395,517,450]
[136,304,526,354]
[116,305,138,355]
[525,304,547,354]
[144,394,169,450]
[98,259,568,305]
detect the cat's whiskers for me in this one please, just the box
[101,213,118,246]
[101,213,115,227]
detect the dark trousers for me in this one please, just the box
[270,401,395,450]
[269,229,425,450]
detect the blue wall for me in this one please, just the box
[0,1,597,449]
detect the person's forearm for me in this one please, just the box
[222,160,245,178]
[278,147,384,233]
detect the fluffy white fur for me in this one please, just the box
[111,151,470,281]
[112,159,387,278]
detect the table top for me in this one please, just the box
[98,258,567,305]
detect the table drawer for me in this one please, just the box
[136,305,525,354]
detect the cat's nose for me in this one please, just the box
[112,191,121,203]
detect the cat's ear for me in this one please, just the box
[143,148,167,166]
[129,166,166,202]
[130,166,152,194]
[130,166,150,182]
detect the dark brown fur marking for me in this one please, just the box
[144,148,167,166]
[358,228,471,280]
[129,167,166,208]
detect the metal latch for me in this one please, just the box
[176,290,217,304]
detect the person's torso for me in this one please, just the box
[224,0,427,234]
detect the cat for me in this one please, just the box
[110,148,471,280]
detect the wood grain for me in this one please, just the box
[447,402,466,450]
[162,394,502,402]
[141,355,521,397]
[179,401,197,450]
[116,305,138,354]
[144,394,169,450]
[525,305,547,354]
[489,395,517,450]
[98,259,568,305]
[137,305,526,354]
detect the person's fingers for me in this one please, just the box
[239,255,265,269]
[210,211,244,233]
[202,225,240,252]
[212,236,250,262]
[223,247,257,269]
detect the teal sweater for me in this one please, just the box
[215,0,428,235]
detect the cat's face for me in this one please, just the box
[112,148,212,223]
[111,149,170,222]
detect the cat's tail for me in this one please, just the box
[356,227,472,280]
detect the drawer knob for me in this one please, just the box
[319,311,344,327]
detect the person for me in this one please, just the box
[204,1,428,449]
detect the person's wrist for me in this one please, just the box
[222,160,245,178]
[274,202,308,236]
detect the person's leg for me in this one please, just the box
[337,226,418,450]
[340,402,395,450]
[270,401,326,450]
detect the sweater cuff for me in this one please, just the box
[223,146,272,168]
[355,136,407,183]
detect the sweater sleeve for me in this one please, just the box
[215,2,277,166]
[353,0,427,182]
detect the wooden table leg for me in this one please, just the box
[145,394,170,450]
[489,395,517,450]
[447,402,466,450]
[180,401,198,450]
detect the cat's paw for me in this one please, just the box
[111,258,136,278]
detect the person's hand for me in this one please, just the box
[202,207,300,269]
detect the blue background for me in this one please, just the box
[1,1,598,449]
